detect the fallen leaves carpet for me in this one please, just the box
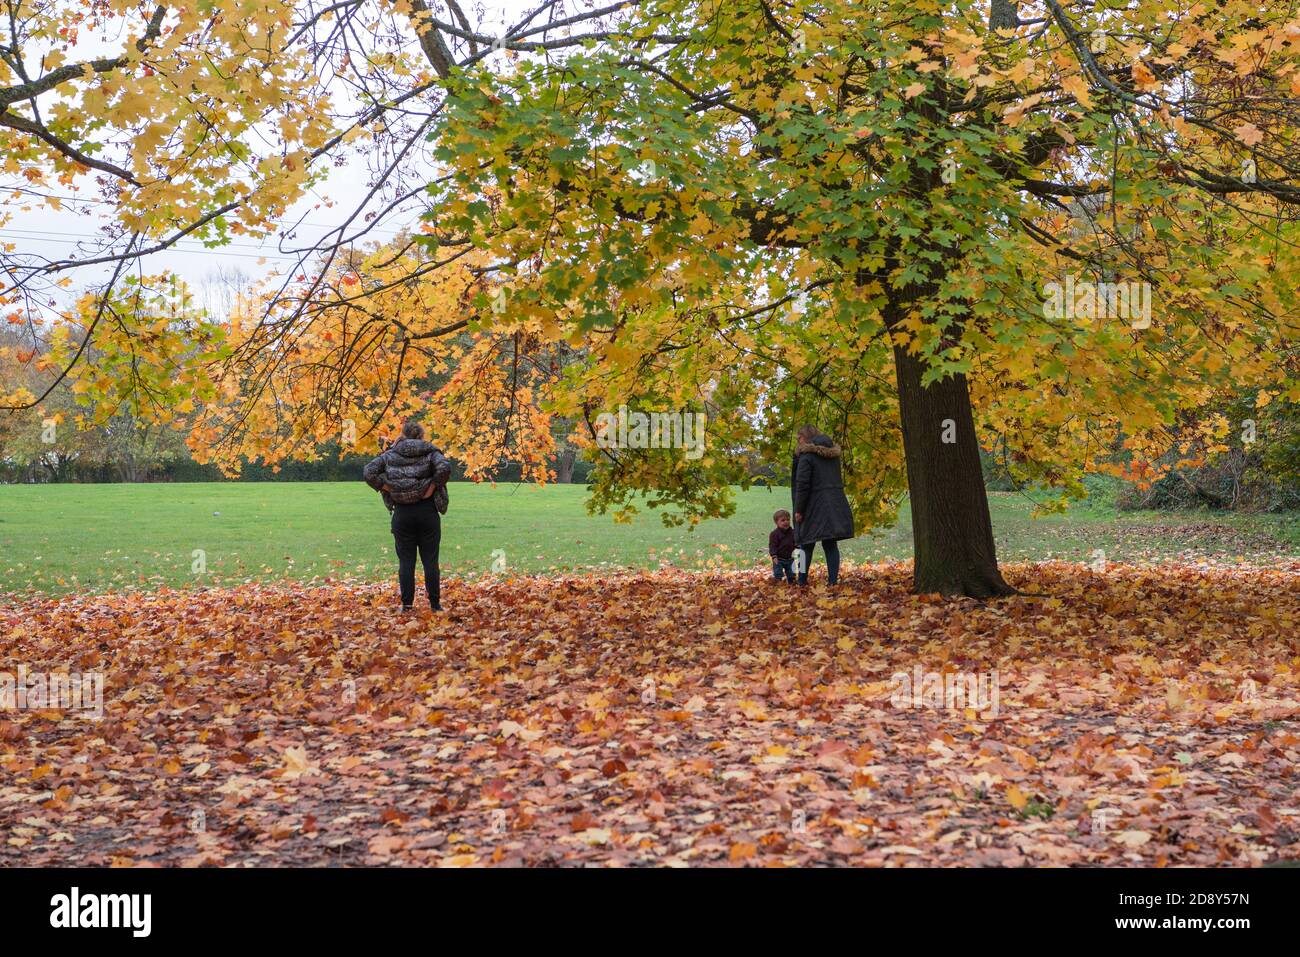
[2,561,1298,867]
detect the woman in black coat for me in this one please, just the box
[363,420,451,612]
[791,425,855,586]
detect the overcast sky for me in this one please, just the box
[2,1,547,313]
[8,164,393,295]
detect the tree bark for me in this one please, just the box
[555,446,576,483]
[892,343,1016,597]
[117,460,149,483]
[989,0,1019,31]
[875,0,1020,598]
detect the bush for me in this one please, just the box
[1116,398,1300,513]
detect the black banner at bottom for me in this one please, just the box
[0,865,1283,943]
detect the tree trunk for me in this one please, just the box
[870,0,1021,598]
[892,343,1016,597]
[555,447,576,484]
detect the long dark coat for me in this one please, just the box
[791,433,855,546]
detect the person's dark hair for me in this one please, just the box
[797,424,818,443]
[773,509,791,523]
[401,419,425,440]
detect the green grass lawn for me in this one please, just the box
[0,481,1296,595]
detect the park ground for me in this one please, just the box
[1,483,1298,866]
[0,481,1298,593]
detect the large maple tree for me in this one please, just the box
[3,0,1299,595]
[429,0,1300,594]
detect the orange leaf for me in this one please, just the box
[729,842,757,862]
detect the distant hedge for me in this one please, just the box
[3,453,595,485]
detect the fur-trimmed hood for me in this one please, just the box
[795,438,842,458]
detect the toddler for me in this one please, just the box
[769,510,796,583]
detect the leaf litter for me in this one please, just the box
[1,560,1298,867]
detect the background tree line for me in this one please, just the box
[5,305,1291,512]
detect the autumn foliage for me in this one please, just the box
[3,562,1297,866]
[3,2,1295,531]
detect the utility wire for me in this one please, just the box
[2,187,411,238]
[0,230,305,262]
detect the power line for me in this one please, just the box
[0,225,315,255]
[0,226,428,263]
[0,230,305,262]
[2,187,411,238]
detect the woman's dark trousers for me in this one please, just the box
[391,499,441,609]
[797,539,840,586]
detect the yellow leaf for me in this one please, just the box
[1166,682,1187,711]
[1061,74,1093,110]
[282,746,311,774]
[1152,769,1185,788]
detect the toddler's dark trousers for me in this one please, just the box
[772,558,796,582]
